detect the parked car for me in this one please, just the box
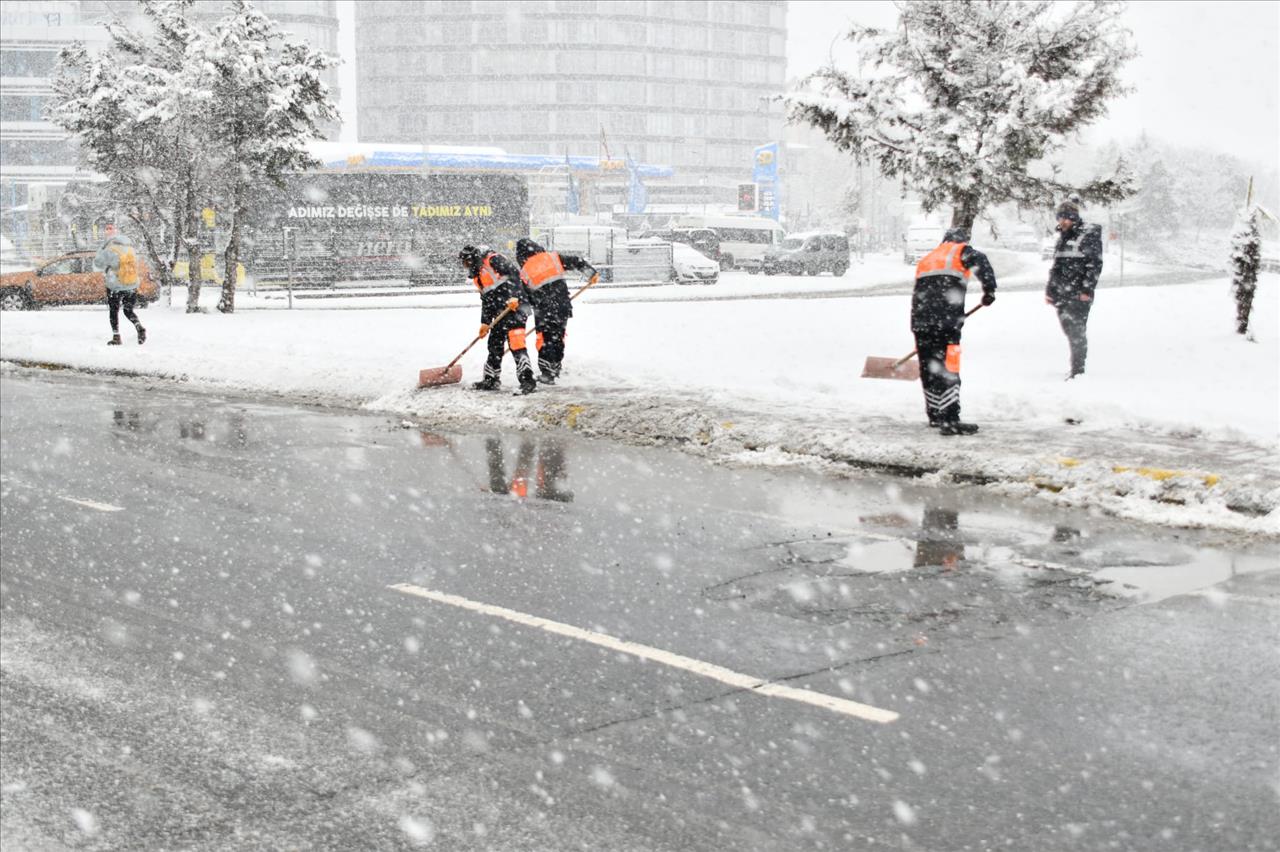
[671,241,719,284]
[0,249,158,310]
[761,232,850,276]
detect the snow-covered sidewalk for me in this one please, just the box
[2,275,1276,534]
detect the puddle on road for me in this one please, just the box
[1093,553,1275,603]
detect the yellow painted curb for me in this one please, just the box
[1055,458,1220,488]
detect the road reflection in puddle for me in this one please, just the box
[417,430,574,504]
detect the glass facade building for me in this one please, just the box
[0,0,340,212]
[354,0,788,207]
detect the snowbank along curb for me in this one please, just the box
[5,358,1275,537]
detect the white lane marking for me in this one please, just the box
[4,476,125,513]
[388,583,899,724]
[57,496,124,512]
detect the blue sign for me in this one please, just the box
[565,154,580,214]
[626,150,647,215]
[752,142,781,221]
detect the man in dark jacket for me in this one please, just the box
[911,227,997,436]
[458,244,536,394]
[1045,202,1104,378]
[514,238,596,384]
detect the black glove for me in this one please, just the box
[981,292,996,307]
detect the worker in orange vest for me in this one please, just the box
[458,244,536,394]
[910,227,997,435]
[514,238,596,384]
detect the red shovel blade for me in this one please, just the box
[418,364,463,388]
[861,356,920,381]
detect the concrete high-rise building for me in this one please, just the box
[0,0,340,250]
[354,0,787,210]
[0,1,105,213]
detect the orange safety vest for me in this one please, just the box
[915,242,971,281]
[472,253,507,291]
[521,251,566,290]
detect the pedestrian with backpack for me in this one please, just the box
[94,225,146,346]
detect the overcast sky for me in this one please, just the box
[786,0,1280,167]
[337,0,1279,167]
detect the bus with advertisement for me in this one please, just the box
[247,170,529,286]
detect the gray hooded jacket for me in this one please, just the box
[93,234,140,292]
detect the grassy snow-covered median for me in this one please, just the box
[2,272,1276,534]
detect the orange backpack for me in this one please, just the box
[111,244,139,286]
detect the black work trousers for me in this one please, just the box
[484,313,534,383]
[107,289,143,334]
[535,317,568,378]
[1056,298,1093,376]
[913,325,962,425]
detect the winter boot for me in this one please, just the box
[938,421,979,436]
[518,373,538,395]
[137,326,147,345]
[472,376,501,391]
[539,360,561,385]
[108,334,122,346]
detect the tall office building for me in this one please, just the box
[354,0,788,209]
[0,0,339,245]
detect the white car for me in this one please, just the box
[671,241,719,284]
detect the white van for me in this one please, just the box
[672,215,784,271]
[903,223,946,264]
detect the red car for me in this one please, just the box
[0,250,158,310]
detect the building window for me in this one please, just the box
[556,51,595,73]
[0,50,59,78]
[557,110,597,134]
[682,1,709,21]
[647,142,673,164]
[521,111,550,133]
[0,95,48,122]
[647,83,674,105]
[648,113,673,135]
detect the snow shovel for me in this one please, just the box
[861,304,984,381]
[418,304,515,388]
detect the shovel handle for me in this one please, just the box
[894,303,984,367]
[569,271,601,302]
[442,303,514,371]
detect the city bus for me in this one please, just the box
[671,215,785,271]
[247,171,529,285]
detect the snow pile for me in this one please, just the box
[2,275,1276,534]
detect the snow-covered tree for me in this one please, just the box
[198,0,337,313]
[51,1,219,313]
[786,0,1137,230]
[1229,187,1274,336]
[49,0,336,315]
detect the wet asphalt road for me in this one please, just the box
[1,370,1277,851]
